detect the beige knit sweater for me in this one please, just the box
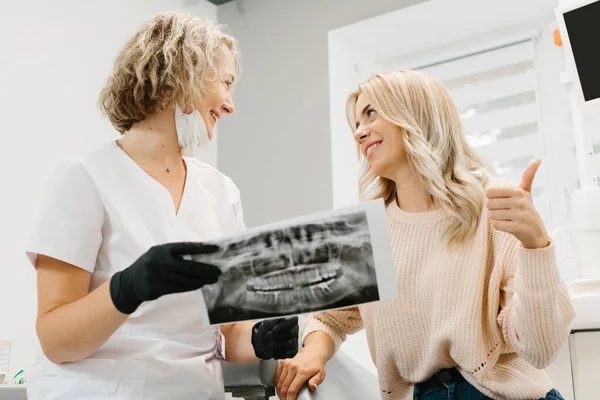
[302,180,576,400]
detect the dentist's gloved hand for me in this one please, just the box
[252,317,299,360]
[110,242,222,314]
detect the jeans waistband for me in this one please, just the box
[414,368,466,395]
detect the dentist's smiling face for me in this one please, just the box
[353,92,407,180]
[194,46,237,140]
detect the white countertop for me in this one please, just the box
[569,280,600,331]
[0,384,26,390]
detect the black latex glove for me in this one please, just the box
[251,317,299,360]
[110,242,221,314]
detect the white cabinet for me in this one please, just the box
[570,331,600,400]
[546,340,575,400]
[545,330,600,400]
[0,385,26,399]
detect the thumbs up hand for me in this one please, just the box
[485,160,550,249]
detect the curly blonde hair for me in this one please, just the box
[346,70,490,247]
[99,11,240,133]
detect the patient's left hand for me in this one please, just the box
[486,159,550,249]
[251,317,299,360]
[275,346,327,400]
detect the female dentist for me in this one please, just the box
[24,12,298,400]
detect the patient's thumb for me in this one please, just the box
[308,375,322,391]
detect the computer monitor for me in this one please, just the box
[556,0,600,118]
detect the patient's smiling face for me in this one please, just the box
[352,92,407,181]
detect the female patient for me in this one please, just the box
[275,70,575,400]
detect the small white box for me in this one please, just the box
[0,341,11,383]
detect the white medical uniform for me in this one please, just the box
[25,141,246,400]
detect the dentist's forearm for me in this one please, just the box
[221,321,260,364]
[36,280,129,364]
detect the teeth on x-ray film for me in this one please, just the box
[189,210,379,324]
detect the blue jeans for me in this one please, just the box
[413,368,564,400]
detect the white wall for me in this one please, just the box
[215,0,424,229]
[0,0,216,379]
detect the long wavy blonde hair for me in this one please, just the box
[99,12,240,133]
[346,70,490,247]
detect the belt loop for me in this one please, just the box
[448,380,457,400]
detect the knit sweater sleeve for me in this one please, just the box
[301,308,364,353]
[496,236,575,369]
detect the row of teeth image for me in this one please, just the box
[213,217,368,258]
[249,268,339,291]
[245,275,352,313]
[245,241,371,276]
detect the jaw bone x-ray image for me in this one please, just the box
[191,210,380,324]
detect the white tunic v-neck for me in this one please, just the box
[25,140,246,400]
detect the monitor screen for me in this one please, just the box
[563,0,600,102]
